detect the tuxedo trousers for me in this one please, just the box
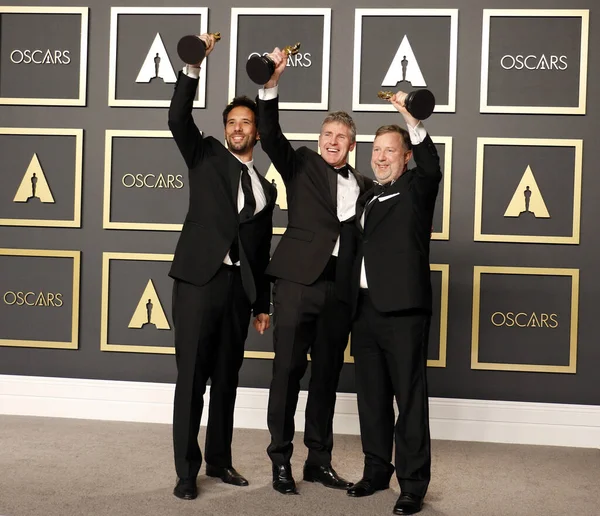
[172,266,251,480]
[267,272,352,466]
[352,289,432,498]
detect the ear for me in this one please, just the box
[405,150,413,166]
[349,140,357,152]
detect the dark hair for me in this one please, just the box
[222,96,259,127]
[374,124,412,151]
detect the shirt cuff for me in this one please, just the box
[407,121,427,146]
[182,65,201,79]
[258,85,278,101]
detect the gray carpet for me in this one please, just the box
[1,415,598,516]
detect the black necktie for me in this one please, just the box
[333,164,349,179]
[239,164,256,222]
[373,181,391,196]
[230,165,256,264]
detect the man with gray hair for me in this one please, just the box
[256,47,372,495]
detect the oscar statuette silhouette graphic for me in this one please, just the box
[153,53,160,79]
[523,186,532,214]
[30,172,38,201]
[145,298,153,326]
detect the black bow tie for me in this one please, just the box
[373,182,392,196]
[333,165,350,179]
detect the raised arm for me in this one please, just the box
[256,48,301,183]
[167,33,217,170]
[388,91,441,187]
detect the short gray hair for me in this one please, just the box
[321,111,356,143]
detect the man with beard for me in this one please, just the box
[168,33,276,501]
[256,48,372,495]
[345,91,441,515]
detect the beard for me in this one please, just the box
[226,133,255,156]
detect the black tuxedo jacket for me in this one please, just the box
[348,134,441,314]
[257,96,372,292]
[168,72,276,315]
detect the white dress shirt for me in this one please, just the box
[259,84,360,257]
[359,122,428,288]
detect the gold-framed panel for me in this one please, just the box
[355,135,452,240]
[480,9,589,115]
[228,7,332,110]
[108,7,208,108]
[0,128,83,228]
[100,252,175,354]
[0,248,80,349]
[0,6,88,106]
[474,137,583,244]
[471,265,579,373]
[352,8,459,113]
[103,130,184,231]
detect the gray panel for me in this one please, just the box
[0,0,598,407]
[478,274,572,366]
[0,13,81,99]
[115,14,202,101]
[0,255,74,342]
[110,137,188,225]
[481,145,575,237]
[359,16,451,106]
[235,15,324,103]
[0,134,76,221]
[487,17,581,107]
[107,259,173,348]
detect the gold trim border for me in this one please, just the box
[0,6,88,106]
[480,9,589,115]
[352,8,459,113]
[108,7,208,108]
[101,252,175,354]
[229,8,332,111]
[0,128,83,228]
[474,137,583,244]
[471,266,579,373]
[0,248,80,349]
[103,130,184,231]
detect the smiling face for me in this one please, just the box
[371,131,412,184]
[223,106,259,159]
[318,121,356,168]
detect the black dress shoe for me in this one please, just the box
[346,478,389,497]
[272,464,298,494]
[206,464,249,486]
[303,464,353,490]
[393,493,424,515]
[173,478,197,500]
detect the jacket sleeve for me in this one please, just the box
[168,71,207,170]
[411,133,442,199]
[257,96,301,183]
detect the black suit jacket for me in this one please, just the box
[257,96,372,292]
[168,72,276,315]
[348,134,441,314]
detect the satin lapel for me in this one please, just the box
[228,157,241,208]
[356,188,374,234]
[256,167,276,208]
[326,165,338,209]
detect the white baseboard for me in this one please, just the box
[1,374,598,448]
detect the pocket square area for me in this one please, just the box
[378,192,400,202]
